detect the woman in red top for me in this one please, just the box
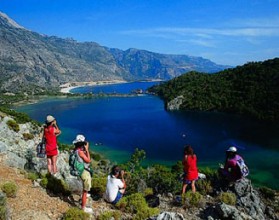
[44,115,61,175]
[182,145,198,194]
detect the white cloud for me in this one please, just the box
[119,16,279,39]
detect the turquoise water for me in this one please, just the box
[15,82,279,189]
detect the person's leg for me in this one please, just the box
[52,155,58,174]
[80,170,92,209]
[47,156,53,174]
[191,180,196,193]
[182,183,187,194]
[112,191,123,204]
[81,190,87,209]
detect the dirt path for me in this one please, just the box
[0,159,71,220]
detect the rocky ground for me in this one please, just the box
[0,155,69,220]
[0,154,201,220]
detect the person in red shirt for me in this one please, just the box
[182,145,198,194]
[44,115,61,175]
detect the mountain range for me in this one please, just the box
[0,12,230,93]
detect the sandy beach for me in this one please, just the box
[59,80,127,93]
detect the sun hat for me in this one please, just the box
[227,146,237,152]
[73,134,86,144]
[46,115,55,123]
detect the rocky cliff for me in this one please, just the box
[0,12,230,93]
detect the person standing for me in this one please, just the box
[104,165,126,204]
[44,115,61,176]
[72,134,93,214]
[182,145,198,194]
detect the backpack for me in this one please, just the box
[236,157,249,177]
[69,150,85,176]
[36,137,46,158]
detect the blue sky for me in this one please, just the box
[0,0,279,66]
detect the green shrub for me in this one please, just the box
[219,192,237,206]
[196,179,213,195]
[99,160,108,166]
[116,193,159,219]
[147,165,180,194]
[22,133,34,140]
[0,192,7,220]
[133,207,159,220]
[144,188,154,196]
[182,191,203,207]
[26,172,39,181]
[199,167,218,179]
[259,186,276,200]
[6,119,20,132]
[91,177,107,198]
[97,210,121,220]
[1,181,18,198]
[40,177,48,188]
[58,143,72,151]
[40,174,70,196]
[0,107,35,124]
[91,152,102,161]
[63,207,90,220]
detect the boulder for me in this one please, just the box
[215,203,253,220]
[232,178,266,220]
[5,151,27,169]
[0,141,7,153]
[149,211,185,220]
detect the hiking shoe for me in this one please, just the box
[82,207,94,214]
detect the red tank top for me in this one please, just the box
[183,155,198,181]
[44,126,58,156]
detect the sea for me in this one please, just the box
[15,81,279,189]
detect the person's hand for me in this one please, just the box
[52,120,57,127]
[84,141,89,151]
[120,170,125,177]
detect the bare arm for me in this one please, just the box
[78,142,91,163]
[120,170,126,189]
[52,120,61,136]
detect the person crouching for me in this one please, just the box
[104,165,126,204]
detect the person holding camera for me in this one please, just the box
[72,134,93,214]
[44,115,61,176]
[104,165,126,204]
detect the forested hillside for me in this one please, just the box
[149,58,279,121]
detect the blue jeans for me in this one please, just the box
[112,191,123,204]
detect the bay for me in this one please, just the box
[15,82,279,189]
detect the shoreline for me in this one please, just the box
[59,79,164,94]
[59,80,128,94]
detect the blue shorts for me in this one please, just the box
[183,177,198,184]
[183,172,198,184]
[112,191,123,204]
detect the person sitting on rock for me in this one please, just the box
[72,134,93,214]
[220,146,246,182]
[104,165,126,204]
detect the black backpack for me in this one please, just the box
[36,137,46,158]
